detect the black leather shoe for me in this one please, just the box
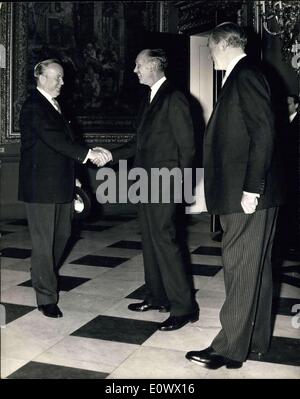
[186,346,243,369]
[38,304,63,318]
[158,312,199,331]
[128,301,170,313]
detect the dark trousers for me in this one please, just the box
[211,207,278,362]
[25,202,73,306]
[138,201,195,317]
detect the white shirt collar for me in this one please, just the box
[222,53,246,86]
[289,112,297,123]
[150,76,166,102]
[37,87,54,102]
[37,87,59,111]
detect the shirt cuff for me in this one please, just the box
[243,191,260,198]
[83,149,91,164]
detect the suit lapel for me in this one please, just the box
[148,80,169,112]
[136,81,170,149]
[35,89,60,117]
[34,90,74,140]
[137,80,169,133]
[205,57,248,134]
[136,91,151,132]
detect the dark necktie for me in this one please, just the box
[147,90,152,105]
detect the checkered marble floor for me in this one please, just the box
[1,213,299,379]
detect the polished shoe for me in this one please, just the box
[128,301,170,313]
[186,346,243,369]
[158,312,199,331]
[38,304,63,318]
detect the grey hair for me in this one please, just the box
[33,59,62,79]
[142,49,168,72]
[209,22,247,50]
[288,94,299,105]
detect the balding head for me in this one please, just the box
[34,59,64,98]
[134,49,167,87]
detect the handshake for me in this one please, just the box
[88,147,113,167]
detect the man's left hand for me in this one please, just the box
[241,192,259,214]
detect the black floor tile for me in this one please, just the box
[285,253,300,262]
[279,275,300,288]
[102,215,137,222]
[70,255,128,268]
[63,235,83,255]
[7,361,108,379]
[108,240,142,250]
[192,246,222,256]
[78,224,112,232]
[1,302,36,324]
[0,231,13,236]
[1,247,31,259]
[248,336,300,367]
[273,265,300,290]
[19,275,90,291]
[272,297,300,316]
[190,264,222,276]
[7,219,28,226]
[71,315,159,345]
[126,284,147,300]
[186,217,202,226]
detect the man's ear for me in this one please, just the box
[148,61,156,72]
[219,39,228,51]
[39,75,46,85]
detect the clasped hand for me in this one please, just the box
[88,147,112,167]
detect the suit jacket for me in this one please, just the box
[18,89,88,203]
[285,112,299,197]
[203,57,285,215]
[112,80,195,172]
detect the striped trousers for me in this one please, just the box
[211,207,278,362]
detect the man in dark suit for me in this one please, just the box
[285,94,300,259]
[18,59,108,318]
[186,23,284,369]
[99,49,198,331]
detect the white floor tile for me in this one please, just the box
[58,292,120,315]
[1,285,37,306]
[107,346,209,379]
[1,214,299,379]
[1,270,31,291]
[144,325,220,352]
[71,276,142,299]
[59,263,110,279]
[34,336,138,374]
[1,357,29,379]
